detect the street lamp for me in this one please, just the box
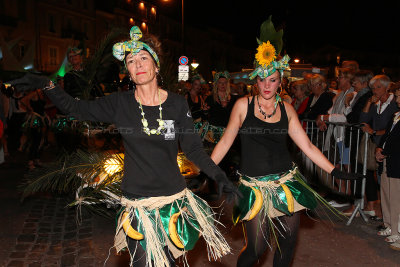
[191,60,199,69]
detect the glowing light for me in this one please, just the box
[129,18,134,25]
[24,64,33,70]
[103,153,124,175]
[151,7,156,14]
[191,60,199,69]
[294,58,300,63]
[141,22,146,28]
[139,2,145,9]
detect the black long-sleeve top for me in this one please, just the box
[299,91,333,121]
[378,114,400,178]
[45,86,224,197]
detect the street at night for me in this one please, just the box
[1,150,400,266]
[1,0,400,266]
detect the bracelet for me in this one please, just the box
[43,81,56,91]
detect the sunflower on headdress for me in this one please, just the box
[255,41,276,67]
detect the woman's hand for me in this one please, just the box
[369,95,380,104]
[361,123,374,134]
[375,147,386,162]
[345,93,355,107]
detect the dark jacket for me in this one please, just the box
[345,90,373,147]
[299,91,333,121]
[378,115,400,178]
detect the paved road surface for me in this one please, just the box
[1,151,400,266]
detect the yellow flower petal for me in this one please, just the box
[255,41,276,67]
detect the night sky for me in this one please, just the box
[159,0,399,68]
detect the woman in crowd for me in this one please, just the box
[299,74,333,121]
[376,86,400,250]
[211,40,348,267]
[203,71,238,128]
[10,26,238,267]
[185,74,205,121]
[291,79,309,116]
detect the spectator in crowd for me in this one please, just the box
[279,76,293,103]
[291,79,309,116]
[6,87,28,154]
[360,75,399,233]
[299,74,333,121]
[338,70,377,216]
[185,75,205,121]
[328,79,340,95]
[360,75,399,165]
[204,71,238,128]
[375,86,400,249]
[341,60,360,72]
[63,47,87,98]
[318,68,355,163]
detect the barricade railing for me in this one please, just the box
[299,119,371,225]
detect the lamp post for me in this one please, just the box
[181,0,184,53]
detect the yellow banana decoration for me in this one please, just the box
[121,212,144,240]
[168,211,185,249]
[280,183,294,213]
[248,187,263,220]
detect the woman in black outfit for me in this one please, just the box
[10,26,239,267]
[185,75,205,121]
[299,74,333,121]
[211,40,347,266]
[204,71,238,128]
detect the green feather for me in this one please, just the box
[258,15,284,55]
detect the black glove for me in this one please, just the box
[8,73,50,92]
[331,167,364,180]
[213,173,243,204]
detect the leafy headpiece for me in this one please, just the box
[213,71,230,83]
[112,26,160,68]
[248,16,290,80]
[191,74,206,84]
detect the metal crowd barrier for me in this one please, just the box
[299,119,372,225]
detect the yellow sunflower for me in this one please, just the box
[255,41,276,67]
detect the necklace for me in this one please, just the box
[218,93,228,102]
[137,89,165,135]
[257,95,278,119]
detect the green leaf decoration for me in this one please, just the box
[258,15,284,56]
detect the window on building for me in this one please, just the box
[49,47,58,66]
[48,14,55,33]
[19,43,25,59]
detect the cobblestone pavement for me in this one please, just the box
[2,151,400,266]
[3,197,94,267]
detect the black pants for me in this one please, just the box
[352,163,378,201]
[28,127,42,160]
[237,212,300,267]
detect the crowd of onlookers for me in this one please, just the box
[1,59,400,250]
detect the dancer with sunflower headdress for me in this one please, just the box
[211,17,351,266]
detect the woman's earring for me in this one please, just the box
[277,85,282,94]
